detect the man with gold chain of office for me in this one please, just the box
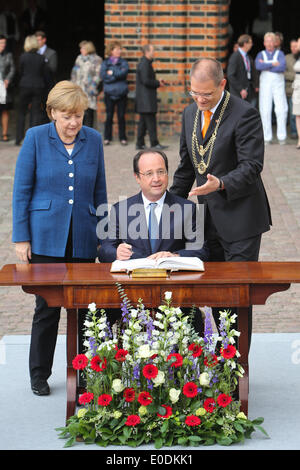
[170,58,272,346]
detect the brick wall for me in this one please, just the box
[98,0,229,140]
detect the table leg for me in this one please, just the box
[66,308,78,423]
[237,307,249,416]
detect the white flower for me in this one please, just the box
[164,291,172,300]
[84,329,94,337]
[199,372,210,386]
[88,302,97,312]
[137,344,155,359]
[152,370,165,387]
[84,320,94,328]
[112,379,125,393]
[168,316,176,323]
[155,312,163,319]
[153,320,164,329]
[169,388,181,403]
[230,314,237,323]
[130,309,138,318]
[231,329,241,337]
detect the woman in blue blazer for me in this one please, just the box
[12,81,108,396]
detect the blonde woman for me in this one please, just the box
[15,35,50,145]
[71,40,102,128]
[12,81,107,396]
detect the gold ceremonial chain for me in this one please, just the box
[191,91,230,175]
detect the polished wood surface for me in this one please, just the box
[1,261,300,422]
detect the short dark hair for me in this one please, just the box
[237,34,252,47]
[133,149,168,174]
[0,34,7,40]
[35,30,46,38]
[142,44,153,55]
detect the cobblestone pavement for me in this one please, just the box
[0,118,300,338]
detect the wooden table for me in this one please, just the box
[1,261,300,422]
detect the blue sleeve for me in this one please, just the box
[271,50,286,73]
[255,51,271,71]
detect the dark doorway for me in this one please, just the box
[44,0,105,80]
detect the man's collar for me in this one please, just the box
[142,191,167,208]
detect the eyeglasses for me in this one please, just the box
[138,169,168,179]
[188,90,217,98]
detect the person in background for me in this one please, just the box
[291,38,300,149]
[100,40,129,145]
[12,80,107,396]
[0,2,20,53]
[15,34,51,146]
[0,34,15,141]
[135,44,168,150]
[255,32,288,145]
[71,40,102,128]
[226,34,258,107]
[285,39,298,139]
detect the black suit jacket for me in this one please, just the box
[169,92,272,243]
[98,190,209,262]
[135,56,160,114]
[226,50,257,102]
[18,51,51,89]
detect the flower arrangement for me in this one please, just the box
[56,285,268,448]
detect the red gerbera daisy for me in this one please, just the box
[220,345,237,359]
[125,415,141,426]
[138,391,153,406]
[217,393,232,408]
[90,355,107,372]
[185,415,201,427]
[123,387,135,403]
[203,397,216,413]
[72,354,89,370]
[78,392,94,405]
[142,364,158,379]
[98,394,113,406]
[204,353,219,368]
[166,353,183,368]
[157,405,173,419]
[115,348,128,362]
[183,381,198,398]
[188,343,203,358]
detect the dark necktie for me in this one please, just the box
[148,202,159,253]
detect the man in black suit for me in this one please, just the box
[227,34,258,106]
[169,58,272,345]
[98,149,209,332]
[135,44,168,150]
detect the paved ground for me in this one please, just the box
[0,114,300,337]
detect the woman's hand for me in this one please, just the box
[15,242,32,263]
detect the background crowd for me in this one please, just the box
[1,1,300,148]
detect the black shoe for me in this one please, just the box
[152,144,168,150]
[31,379,50,396]
[136,144,146,150]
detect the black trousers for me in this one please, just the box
[29,224,94,384]
[83,108,95,128]
[16,86,44,143]
[104,94,127,141]
[205,208,262,351]
[136,112,159,147]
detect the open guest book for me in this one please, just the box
[110,256,204,272]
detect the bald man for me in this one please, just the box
[170,58,272,346]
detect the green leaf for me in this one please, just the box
[178,437,188,445]
[188,435,202,443]
[216,436,232,446]
[255,425,270,438]
[252,417,264,425]
[233,422,245,433]
[161,419,169,433]
[63,436,76,448]
[155,437,164,449]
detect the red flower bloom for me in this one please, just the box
[78,392,94,405]
[90,355,107,372]
[166,353,183,368]
[142,364,158,379]
[183,381,198,398]
[203,397,216,413]
[150,353,158,360]
[123,387,135,403]
[217,393,232,408]
[115,348,128,362]
[138,391,153,406]
[220,345,237,359]
[98,394,113,406]
[188,343,203,358]
[72,354,89,370]
[204,353,219,368]
[157,405,173,419]
[185,415,201,427]
[125,415,141,426]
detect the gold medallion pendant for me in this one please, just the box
[198,161,207,174]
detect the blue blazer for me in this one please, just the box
[12,122,107,259]
[98,191,209,262]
